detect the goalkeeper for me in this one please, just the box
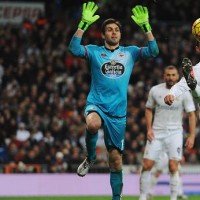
[69,2,159,200]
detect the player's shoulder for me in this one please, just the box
[86,44,103,49]
[147,84,164,97]
[85,45,105,55]
[122,45,137,48]
[151,83,165,91]
[121,45,140,53]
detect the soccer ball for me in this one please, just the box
[192,18,200,42]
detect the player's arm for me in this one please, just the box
[131,5,159,58]
[131,5,156,41]
[185,111,196,149]
[78,1,100,32]
[131,5,152,36]
[68,1,100,56]
[164,77,190,105]
[145,107,154,142]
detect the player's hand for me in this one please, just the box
[147,129,154,142]
[185,135,195,149]
[78,1,100,31]
[164,95,175,106]
[131,5,151,33]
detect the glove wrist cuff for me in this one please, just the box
[141,23,152,33]
[78,21,89,31]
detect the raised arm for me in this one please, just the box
[131,5,159,57]
[68,1,100,56]
[164,77,191,106]
[131,6,154,41]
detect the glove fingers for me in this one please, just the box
[132,7,139,17]
[137,5,143,14]
[131,15,137,23]
[133,5,147,15]
[92,15,100,22]
[91,4,99,15]
[143,7,148,15]
[83,3,86,11]
[79,1,99,30]
[88,1,95,11]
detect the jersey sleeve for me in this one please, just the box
[146,87,155,109]
[68,36,88,58]
[169,77,190,98]
[139,40,159,60]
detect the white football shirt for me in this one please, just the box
[146,83,195,130]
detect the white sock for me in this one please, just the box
[170,171,180,200]
[139,171,151,200]
[149,175,158,195]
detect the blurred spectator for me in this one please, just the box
[48,151,68,173]
[15,122,30,147]
[30,127,44,143]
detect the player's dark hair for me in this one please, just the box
[165,65,177,71]
[101,18,122,34]
[164,65,178,74]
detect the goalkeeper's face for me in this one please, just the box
[102,23,121,47]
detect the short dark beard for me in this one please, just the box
[166,82,174,89]
[106,40,118,47]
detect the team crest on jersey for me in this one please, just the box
[101,60,125,78]
[118,52,124,57]
[101,53,107,57]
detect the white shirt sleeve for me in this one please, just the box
[169,77,190,98]
[169,62,200,98]
[145,87,155,109]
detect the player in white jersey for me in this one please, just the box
[148,152,188,200]
[139,65,196,200]
[164,41,200,105]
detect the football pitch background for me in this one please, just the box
[0,197,200,200]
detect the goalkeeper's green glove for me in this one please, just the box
[131,5,152,33]
[78,1,100,31]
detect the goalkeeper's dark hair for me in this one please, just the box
[101,18,122,34]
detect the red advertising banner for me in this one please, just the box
[0,2,44,24]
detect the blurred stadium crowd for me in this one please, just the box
[0,0,200,173]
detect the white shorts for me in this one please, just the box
[143,129,183,161]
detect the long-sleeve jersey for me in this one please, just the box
[69,36,159,117]
[170,61,200,98]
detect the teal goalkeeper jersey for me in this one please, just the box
[69,36,159,117]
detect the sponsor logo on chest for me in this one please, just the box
[101,60,125,78]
